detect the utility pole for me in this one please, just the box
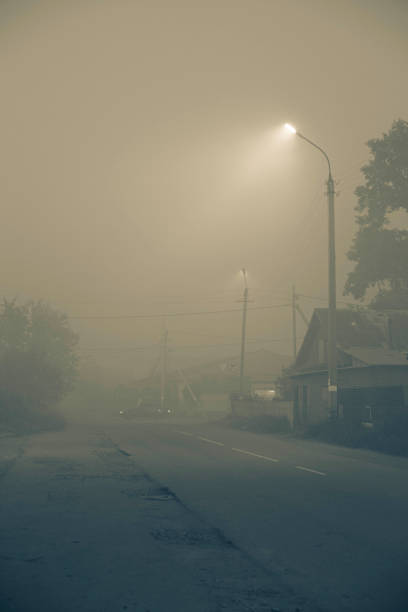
[327,173,337,419]
[292,285,297,363]
[239,268,249,395]
[285,124,338,420]
[160,326,168,413]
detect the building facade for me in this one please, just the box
[291,309,408,428]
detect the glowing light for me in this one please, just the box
[240,268,248,290]
[284,123,297,134]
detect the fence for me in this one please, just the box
[230,396,294,428]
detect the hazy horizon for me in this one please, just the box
[1,0,407,380]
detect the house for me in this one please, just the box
[180,348,292,384]
[133,349,291,415]
[178,349,292,414]
[291,308,408,427]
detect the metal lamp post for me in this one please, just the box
[285,124,337,419]
[239,268,249,395]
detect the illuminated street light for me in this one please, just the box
[285,123,337,420]
[284,123,297,134]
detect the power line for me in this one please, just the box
[166,329,237,340]
[80,336,303,352]
[81,346,158,352]
[55,288,266,306]
[297,293,361,306]
[69,303,290,320]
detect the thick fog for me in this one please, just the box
[1,0,407,379]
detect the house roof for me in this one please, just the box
[135,349,292,386]
[181,349,292,381]
[314,308,408,349]
[345,346,408,366]
[294,308,408,372]
[312,308,387,346]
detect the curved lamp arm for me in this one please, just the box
[296,132,333,180]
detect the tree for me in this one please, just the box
[0,299,79,426]
[344,119,408,306]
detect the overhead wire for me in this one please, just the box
[69,303,290,320]
[80,336,303,352]
[73,159,369,362]
[297,293,363,306]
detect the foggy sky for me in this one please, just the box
[1,0,407,379]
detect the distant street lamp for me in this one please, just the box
[285,123,337,419]
[239,268,249,395]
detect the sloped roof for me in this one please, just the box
[294,308,408,372]
[135,349,292,386]
[346,346,408,366]
[182,349,292,381]
[314,308,408,349]
[313,308,386,347]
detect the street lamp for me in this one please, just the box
[285,123,337,420]
[239,268,249,395]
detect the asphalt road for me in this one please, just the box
[2,417,408,612]
[106,418,408,612]
[0,422,309,612]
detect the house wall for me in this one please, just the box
[293,372,328,426]
[339,366,408,389]
[292,366,408,428]
[231,398,294,426]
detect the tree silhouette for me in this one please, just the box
[344,119,408,306]
[0,299,79,427]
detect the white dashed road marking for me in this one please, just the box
[232,448,279,462]
[295,465,327,476]
[197,436,225,447]
[175,432,328,476]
